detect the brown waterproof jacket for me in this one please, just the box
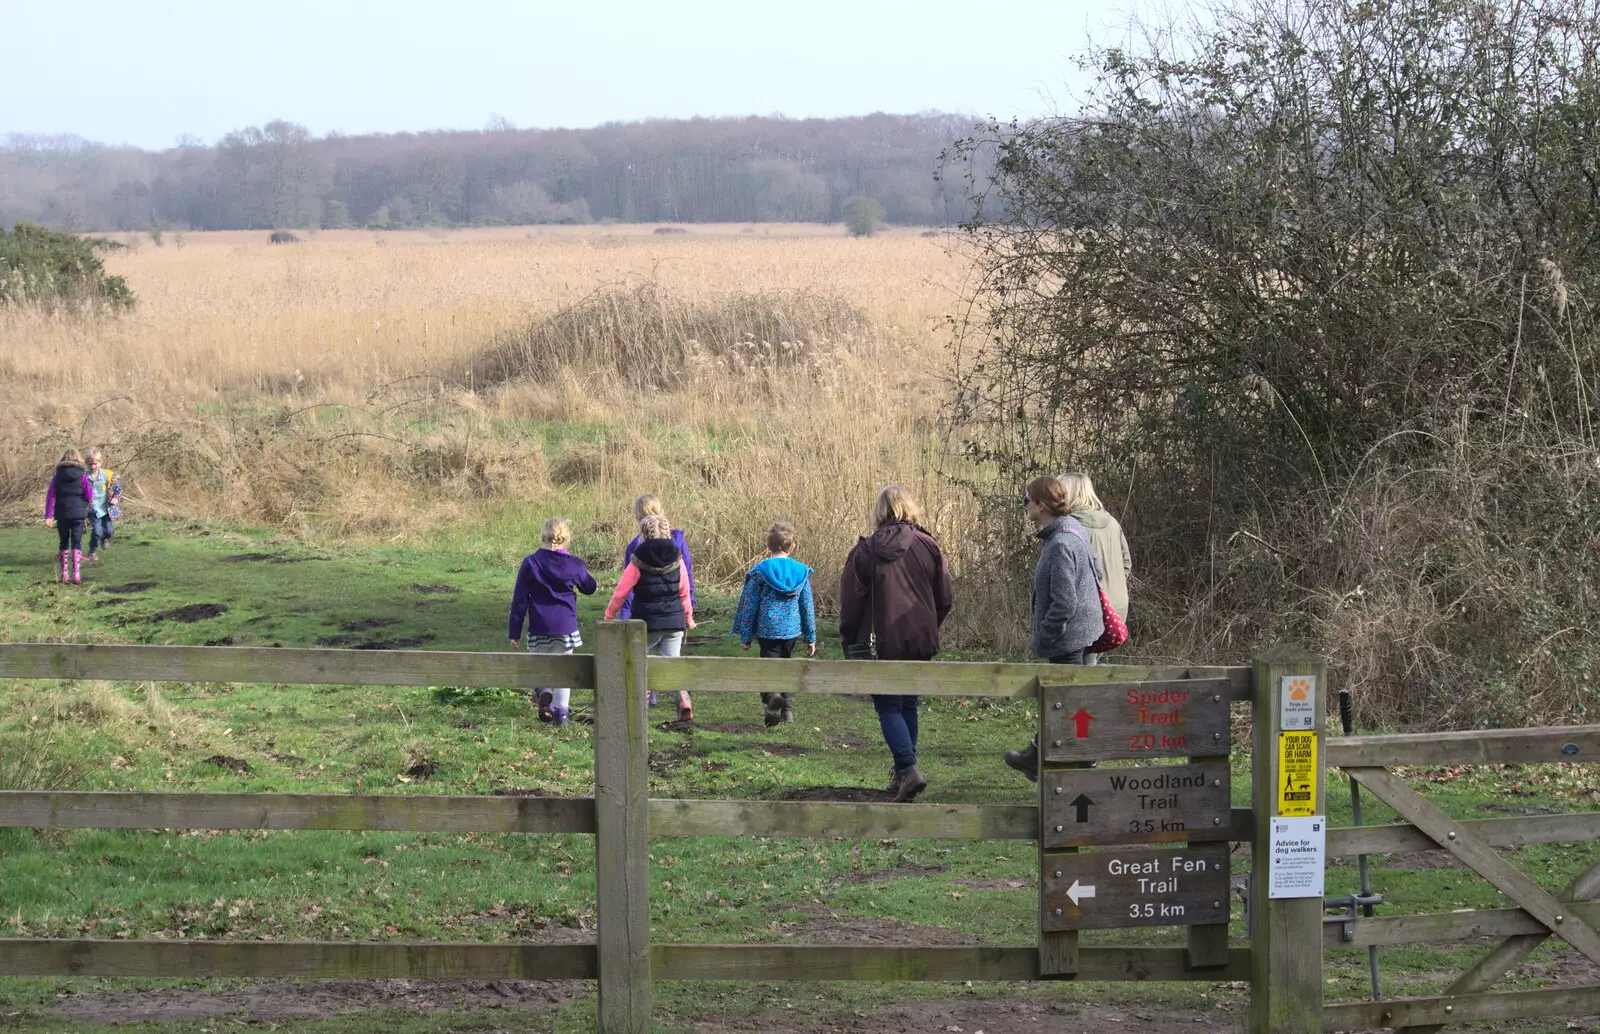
[838,522,955,661]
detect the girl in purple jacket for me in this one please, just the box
[43,449,92,584]
[509,517,598,726]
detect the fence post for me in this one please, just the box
[1250,645,1328,1034]
[594,620,651,1033]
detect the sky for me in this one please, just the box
[1,0,1137,150]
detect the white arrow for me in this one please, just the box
[1066,880,1097,906]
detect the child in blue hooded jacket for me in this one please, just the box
[731,520,816,726]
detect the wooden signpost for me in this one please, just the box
[1038,676,1235,977]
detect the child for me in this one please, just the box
[43,449,92,584]
[605,515,695,721]
[617,493,695,621]
[83,447,122,563]
[509,518,598,726]
[731,520,817,727]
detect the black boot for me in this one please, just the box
[1003,740,1039,782]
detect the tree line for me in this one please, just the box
[0,113,983,232]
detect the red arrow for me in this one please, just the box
[1070,709,1095,738]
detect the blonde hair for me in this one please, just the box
[638,515,672,540]
[1058,472,1105,513]
[58,448,84,467]
[540,517,571,547]
[83,447,102,465]
[871,484,924,529]
[632,493,664,521]
[766,520,796,554]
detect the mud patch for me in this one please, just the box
[650,743,696,777]
[266,753,305,766]
[203,754,252,774]
[342,617,399,631]
[838,863,948,885]
[686,996,1240,1034]
[402,759,438,781]
[659,721,763,735]
[953,876,1033,890]
[779,914,975,945]
[204,635,242,646]
[103,581,156,593]
[221,552,319,564]
[491,786,576,798]
[156,602,228,622]
[751,742,810,757]
[779,785,895,803]
[1477,801,1560,815]
[94,597,136,607]
[49,976,590,1025]
[316,633,434,649]
[411,583,459,595]
[700,761,732,772]
[1365,850,1464,870]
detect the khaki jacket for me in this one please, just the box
[1073,507,1132,618]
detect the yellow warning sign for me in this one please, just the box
[1277,731,1318,816]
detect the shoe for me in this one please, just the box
[535,690,555,723]
[883,766,902,795]
[551,707,570,727]
[58,550,70,583]
[677,704,693,723]
[1003,741,1039,783]
[86,552,99,563]
[71,549,82,584]
[892,764,927,803]
[762,693,784,728]
[647,691,657,708]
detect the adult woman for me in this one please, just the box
[1001,475,1105,780]
[1059,472,1131,665]
[839,485,955,803]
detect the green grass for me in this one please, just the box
[1,520,1597,1031]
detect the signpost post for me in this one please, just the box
[1037,676,1236,978]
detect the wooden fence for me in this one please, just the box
[2,625,1598,1032]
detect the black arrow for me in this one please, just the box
[1069,794,1094,823]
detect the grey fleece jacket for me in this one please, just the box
[1030,515,1105,660]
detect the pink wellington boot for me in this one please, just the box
[71,548,83,584]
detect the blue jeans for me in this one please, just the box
[89,514,114,552]
[873,694,920,770]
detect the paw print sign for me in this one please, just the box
[1280,675,1317,730]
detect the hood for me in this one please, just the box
[533,548,587,580]
[1073,507,1113,530]
[56,463,85,475]
[634,537,682,571]
[751,556,811,596]
[1037,514,1087,541]
[868,521,932,563]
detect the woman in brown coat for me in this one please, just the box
[838,484,955,802]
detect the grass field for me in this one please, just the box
[2,520,1600,1032]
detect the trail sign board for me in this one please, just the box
[1042,760,1230,849]
[1041,841,1232,931]
[1040,679,1231,763]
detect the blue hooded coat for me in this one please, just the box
[731,556,816,645]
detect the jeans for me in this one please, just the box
[647,630,690,710]
[873,694,920,770]
[89,513,114,553]
[55,518,84,552]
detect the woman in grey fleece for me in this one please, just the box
[1002,475,1105,781]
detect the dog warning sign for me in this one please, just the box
[1277,731,1318,816]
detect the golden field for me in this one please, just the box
[0,224,1004,634]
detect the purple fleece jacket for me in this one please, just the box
[509,548,599,640]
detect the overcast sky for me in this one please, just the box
[2,0,1137,150]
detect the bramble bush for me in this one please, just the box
[947,0,1600,728]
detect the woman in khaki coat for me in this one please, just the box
[1059,472,1130,666]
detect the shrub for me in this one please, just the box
[268,231,299,244]
[842,197,885,238]
[948,0,1600,728]
[0,222,132,310]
